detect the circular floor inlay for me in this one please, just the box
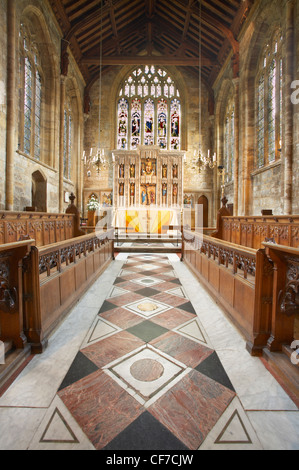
[137,301,158,312]
[130,358,164,382]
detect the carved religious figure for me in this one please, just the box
[119,182,124,196]
[141,188,147,205]
[119,163,124,178]
[173,164,178,179]
[130,164,135,178]
[162,164,167,179]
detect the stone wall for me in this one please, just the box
[0,0,7,210]
[213,0,299,217]
[0,0,85,213]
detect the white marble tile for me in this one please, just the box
[216,348,298,411]
[0,407,46,450]
[28,396,95,450]
[200,397,263,450]
[247,410,299,450]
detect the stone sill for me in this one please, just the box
[16,150,58,173]
[251,159,281,177]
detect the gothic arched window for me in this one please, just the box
[256,31,283,168]
[117,66,181,150]
[19,24,43,161]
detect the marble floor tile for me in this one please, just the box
[148,369,235,450]
[58,369,144,450]
[0,407,46,450]
[247,410,299,450]
[150,308,196,330]
[199,397,263,450]
[150,331,214,369]
[1,252,298,452]
[81,331,145,369]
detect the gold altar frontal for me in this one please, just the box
[114,207,181,235]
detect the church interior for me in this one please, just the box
[0,0,298,451]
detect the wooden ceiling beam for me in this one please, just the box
[81,54,214,66]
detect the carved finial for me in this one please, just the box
[69,192,76,205]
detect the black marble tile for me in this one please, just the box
[169,278,182,285]
[103,411,189,450]
[178,301,197,315]
[195,351,235,392]
[126,320,169,343]
[136,287,161,297]
[58,351,99,392]
[114,277,127,285]
[98,300,118,314]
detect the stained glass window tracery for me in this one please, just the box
[117,65,181,150]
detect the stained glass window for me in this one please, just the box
[117,66,181,150]
[24,57,33,155]
[268,60,276,163]
[257,74,265,168]
[131,98,141,149]
[256,31,283,168]
[157,99,167,149]
[63,102,72,179]
[170,99,180,150]
[223,100,234,182]
[19,25,43,160]
[34,71,42,160]
[144,99,154,146]
[117,98,128,149]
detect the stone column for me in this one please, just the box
[233,77,240,216]
[59,75,66,213]
[5,0,16,210]
[284,0,294,214]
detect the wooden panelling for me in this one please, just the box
[208,260,220,292]
[219,216,299,249]
[0,211,76,247]
[219,268,234,306]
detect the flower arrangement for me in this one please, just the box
[87,196,99,212]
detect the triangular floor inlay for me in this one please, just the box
[40,408,79,444]
[215,410,252,444]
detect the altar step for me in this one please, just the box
[114,239,181,253]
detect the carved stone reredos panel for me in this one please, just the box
[112,145,185,209]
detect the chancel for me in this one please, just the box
[0,0,298,452]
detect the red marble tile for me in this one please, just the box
[107,292,144,307]
[148,369,235,449]
[81,331,145,368]
[150,331,213,368]
[150,308,196,329]
[100,307,144,329]
[150,281,182,292]
[58,369,144,450]
[151,292,188,308]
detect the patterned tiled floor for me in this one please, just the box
[53,254,239,450]
[1,253,298,451]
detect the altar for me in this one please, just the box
[112,145,185,234]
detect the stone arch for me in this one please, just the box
[197,194,209,228]
[31,169,47,212]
